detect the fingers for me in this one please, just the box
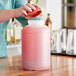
[23,5,32,12]
[22,10,27,16]
[27,3,36,11]
[18,4,40,16]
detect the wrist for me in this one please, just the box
[13,9,21,17]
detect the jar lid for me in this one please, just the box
[25,7,42,19]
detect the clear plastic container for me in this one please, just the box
[22,21,51,70]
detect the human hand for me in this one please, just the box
[15,3,40,17]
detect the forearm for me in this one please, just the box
[0,4,41,23]
[0,9,17,23]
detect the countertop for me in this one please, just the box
[0,55,76,76]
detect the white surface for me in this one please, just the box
[38,0,62,30]
[7,44,22,56]
[38,0,46,20]
[46,0,62,30]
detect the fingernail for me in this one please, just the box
[30,9,32,12]
[25,12,28,15]
[34,8,36,10]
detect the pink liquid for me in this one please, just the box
[22,25,51,70]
